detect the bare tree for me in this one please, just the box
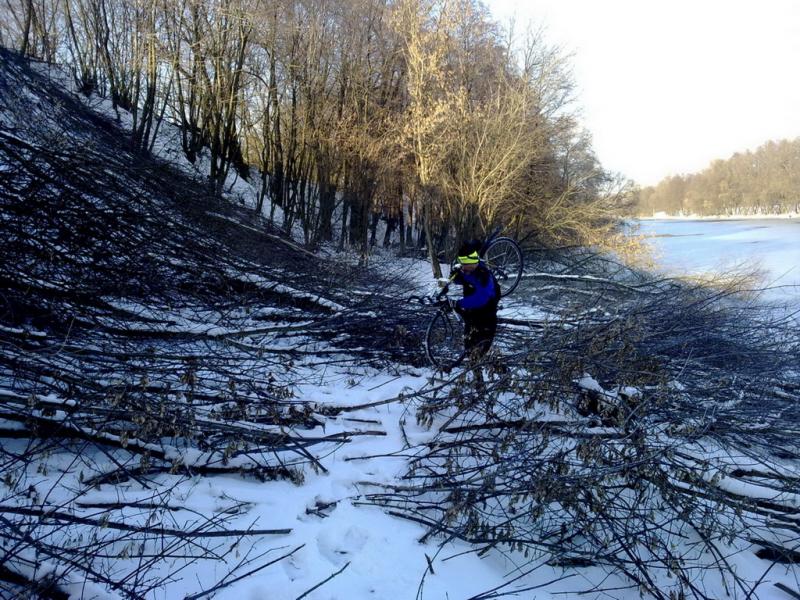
[3,0,633,261]
[392,0,464,275]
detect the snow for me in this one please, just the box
[0,324,46,337]
[56,368,566,599]
[643,212,800,221]
[5,296,798,599]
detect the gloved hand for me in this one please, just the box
[448,298,460,311]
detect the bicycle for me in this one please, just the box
[411,290,465,370]
[450,227,524,297]
[414,230,522,369]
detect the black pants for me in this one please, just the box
[463,313,497,360]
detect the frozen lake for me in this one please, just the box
[635,219,800,309]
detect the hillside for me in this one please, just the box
[2,51,800,600]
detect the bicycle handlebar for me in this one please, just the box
[408,269,460,307]
[408,294,450,308]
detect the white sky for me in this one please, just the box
[485,0,800,186]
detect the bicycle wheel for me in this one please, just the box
[484,236,523,296]
[425,308,465,370]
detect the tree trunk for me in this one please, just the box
[256,169,268,216]
[383,216,396,248]
[369,211,380,248]
[315,157,336,243]
[20,0,33,56]
[338,201,349,252]
[422,192,442,278]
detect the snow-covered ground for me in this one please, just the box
[635,219,800,308]
[120,356,800,600]
[3,54,799,600]
[8,259,798,600]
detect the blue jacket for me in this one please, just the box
[452,264,500,313]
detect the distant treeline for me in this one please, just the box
[635,138,800,217]
[1,0,633,272]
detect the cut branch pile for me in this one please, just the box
[0,52,415,597]
[366,249,800,599]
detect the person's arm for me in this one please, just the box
[457,273,496,310]
[449,267,464,284]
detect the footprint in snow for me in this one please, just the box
[317,524,369,567]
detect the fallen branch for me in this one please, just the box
[1,505,292,537]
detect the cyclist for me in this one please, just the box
[448,240,501,361]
